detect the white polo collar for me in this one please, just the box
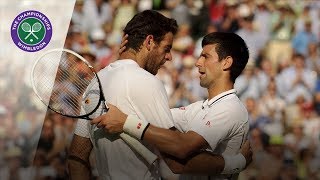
[202,89,237,109]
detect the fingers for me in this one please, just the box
[119,34,128,55]
[119,45,126,55]
[91,116,108,130]
[90,103,125,133]
[97,121,105,129]
[122,34,128,41]
[243,140,250,149]
[91,116,102,125]
[120,34,128,47]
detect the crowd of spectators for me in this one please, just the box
[1,0,320,179]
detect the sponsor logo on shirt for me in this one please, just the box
[137,122,142,129]
[205,121,211,127]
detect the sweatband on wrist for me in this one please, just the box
[221,153,246,174]
[123,115,150,140]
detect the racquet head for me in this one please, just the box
[31,49,106,119]
[21,22,31,32]
[32,22,42,32]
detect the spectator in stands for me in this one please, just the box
[235,61,261,101]
[292,20,317,56]
[276,53,317,104]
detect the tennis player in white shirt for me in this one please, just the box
[92,32,251,180]
[68,10,178,180]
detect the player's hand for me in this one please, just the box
[119,34,128,55]
[240,140,253,168]
[91,104,128,133]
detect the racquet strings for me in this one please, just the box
[32,50,101,117]
[32,22,42,32]
[21,22,31,32]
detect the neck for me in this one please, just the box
[119,50,145,68]
[207,81,233,100]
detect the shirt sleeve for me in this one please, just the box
[74,118,90,138]
[170,108,188,132]
[74,77,109,139]
[170,101,203,132]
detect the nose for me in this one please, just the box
[165,52,172,61]
[195,57,203,68]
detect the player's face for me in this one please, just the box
[144,32,173,75]
[196,44,223,88]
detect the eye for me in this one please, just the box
[164,47,171,53]
[200,54,207,59]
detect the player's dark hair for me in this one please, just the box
[123,10,178,52]
[202,32,249,83]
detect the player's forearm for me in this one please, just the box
[164,152,225,175]
[67,135,93,180]
[143,126,194,159]
[67,156,92,180]
[124,115,203,159]
[182,152,225,174]
[165,152,247,175]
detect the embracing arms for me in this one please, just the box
[91,104,252,175]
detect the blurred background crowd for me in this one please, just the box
[1,0,320,179]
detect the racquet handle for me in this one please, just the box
[119,133,158,165]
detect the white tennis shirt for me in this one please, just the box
[171,89,249,180]
[74,59,174,180]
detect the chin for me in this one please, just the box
[148,69,158,75]
[199,81,208,88]
[153,70,158,75]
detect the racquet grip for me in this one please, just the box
[119,133,158,165]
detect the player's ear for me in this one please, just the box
[145,35,154,51]
[222,56,233,71]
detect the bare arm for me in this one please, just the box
[91,105,252,174]
[67,134,93,180]
[163,151,225,174]
[143,126,207,159]
[91,105,206,159]
[164,140,252,174]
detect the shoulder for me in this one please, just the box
[124,68,165,90]
[100,63,161,84]
[209,96,248,123]
[183,100,204,109]
[99,62,155,82]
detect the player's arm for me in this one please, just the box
[163,140,251,175]
[144,126,206,159]
[163,151,224,174]
[68,119,93,180]
[67,135,93,180]
[91,105,251,174]
[92,105,202,158]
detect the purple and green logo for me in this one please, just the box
[11,10,52,52]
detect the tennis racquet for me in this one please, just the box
[31,48,157,165]
[22,22,41,40]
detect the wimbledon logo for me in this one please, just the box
[11,10,52,52]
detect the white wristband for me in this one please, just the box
[222,153,246,174]
[123,115,150,140]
